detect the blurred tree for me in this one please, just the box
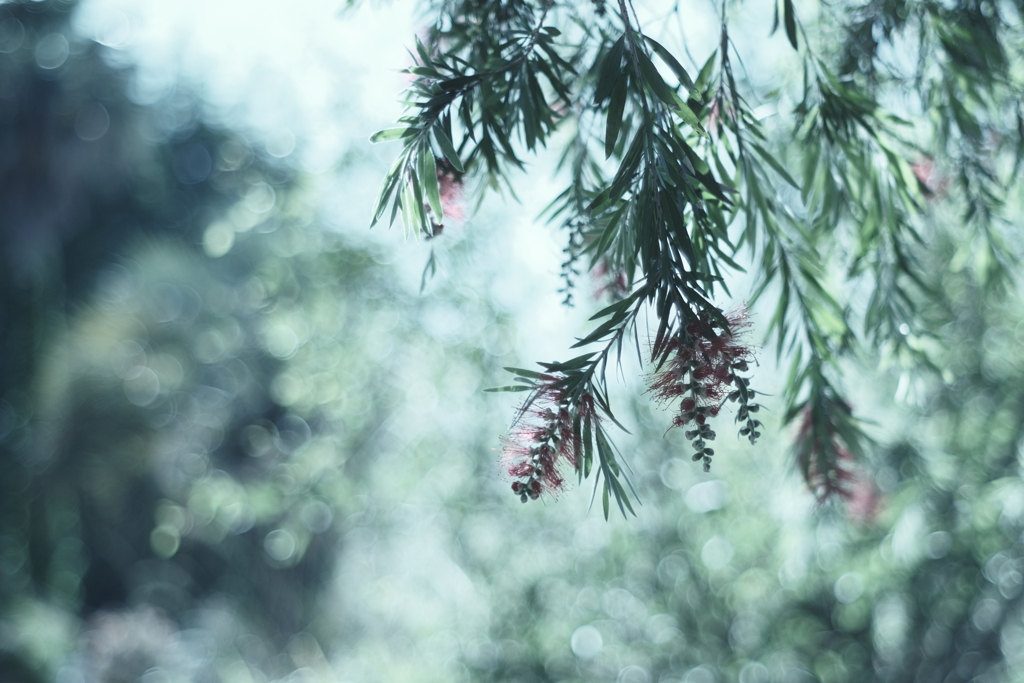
[0,1,303,676]
[373,0,1024,512]
[0,4,514,682]
[0,0,242,624]
[0,1,361,677]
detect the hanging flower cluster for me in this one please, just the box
[647,308,761,471]
[437,161,465,222]
[591,260,630,301]
[501,377,591,503]
[793,404,867,506]
[421,159,465,239]
[798,425,853,502]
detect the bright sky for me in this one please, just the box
[72,0,418,173]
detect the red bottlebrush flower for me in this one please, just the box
[910,157,948,199]
[793,405,880,520]
[501,377,592,503]
[592,260,630,300]
[437,163,464,222]
[647,306,759,471]
[648,307,754,421]
[846,475,883,525]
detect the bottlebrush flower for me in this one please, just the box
[846,474,883,525]
[794,405,859,505]
[592,260,630,301]
[501,377,591,503]
[910,157,947,199]
[647,307,760,471]
[423,161,465,239]
[437,161,464,222]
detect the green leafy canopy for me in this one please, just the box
[371,0,1024,515]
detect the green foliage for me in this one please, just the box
[373,0,1024,511]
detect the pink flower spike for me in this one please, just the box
[500,375,594,502]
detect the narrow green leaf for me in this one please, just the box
[538,40,577,76]
[389,182,403,227]
[421,250,440,292]
[695,51,717,93]
[534,57,574,101]
[549,352,598,370]
[605,73,628,158]
[406,66,440,78]
[635,51,708,136]
[594,35,626,105]
[503,366,550,380]
[440,74,479,92]
[751,143,799,189]
[612,475,637,515]
[635,49,675,105]
[572,314,623,348]
[370,127,418,143]
[783,0,798,49]
[589,289,641,321]
[674,97,708,137]
[401,173,419,234]
[583,412,593,478]
[644,35,700,100]
[592,130,644,210]
[371,156,404,225]
[419,148,443,221]
[432,125,465,172]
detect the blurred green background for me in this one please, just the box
[3,1,1024,682]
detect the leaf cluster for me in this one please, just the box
[373,0,1024,513]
